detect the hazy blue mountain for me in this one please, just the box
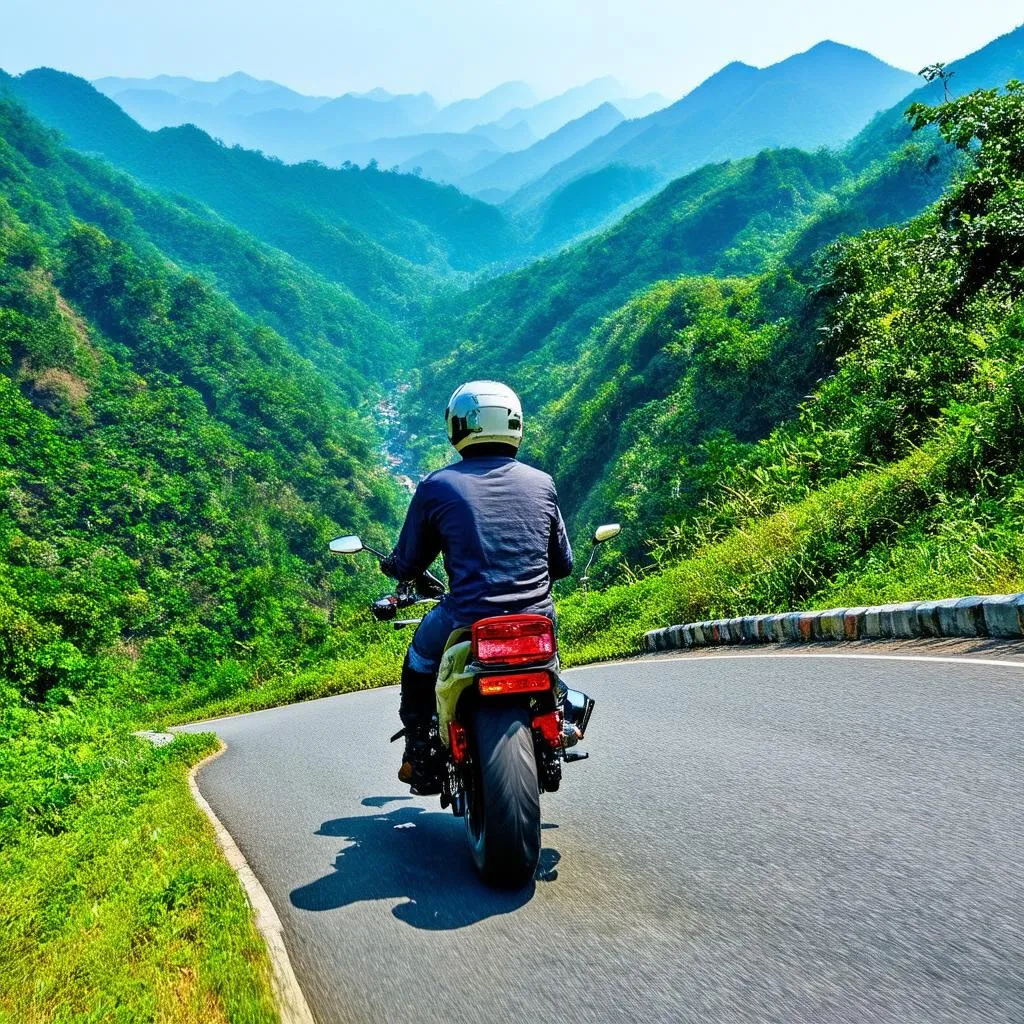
[613,92,669,119]
[467,119,535,151]
[215,84,332,116]
[238,92,429,160]
[379,91,438,126]
[398,145,505,184]
[506,42,919,221]
[356,87,395,100]
[428,81,536,133]
[94,73,206,96]
[177,70,284,103]
[494,76,626,137]
[107,87,214,131]
[461,102,625,198]
[846,21,1024,169]
[96,71,329,111]
[322,130,501,172]
[94,72,437,162]
[525,163,662,252]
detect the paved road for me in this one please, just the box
[181,653,1024,1024]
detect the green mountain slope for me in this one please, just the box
[536,138,957,553]
[0,93,403,721]
[409,148,852,456]
[525,163,662,253]
[0,91,408,398]
[409,126,955,556]
[555,81,1024,657]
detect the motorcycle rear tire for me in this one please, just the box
[465,705,541,887]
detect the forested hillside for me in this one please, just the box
[0,69,518,310]
[0,89,421,1020]
[550,82,1024,663]
[407,138,954,489]
[0,98,410,398]
[0,89,413,856]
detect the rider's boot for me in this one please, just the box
[397,726,443,795]
[397,660,443,794]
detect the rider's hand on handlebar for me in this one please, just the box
[414,570,445,599]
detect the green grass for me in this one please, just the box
[556,437,1024,663]
[0,726,279,1024]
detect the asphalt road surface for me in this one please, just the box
[180,652,1024,1024]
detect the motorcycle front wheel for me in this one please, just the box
[465,705,541,887]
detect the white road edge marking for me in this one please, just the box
[565,651,1024,672]
[187,741,318,1024]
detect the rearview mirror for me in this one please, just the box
[329,535,364,554]
[592,523,621,545]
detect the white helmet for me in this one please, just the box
[445,380,523,453]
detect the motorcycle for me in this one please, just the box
[328,523,621,886]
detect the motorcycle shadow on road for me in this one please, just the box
[289,796,560,931]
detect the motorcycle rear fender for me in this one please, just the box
[435,640,474,747]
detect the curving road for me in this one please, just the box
[180,652,1024,1024]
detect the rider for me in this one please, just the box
[380,380,573,792]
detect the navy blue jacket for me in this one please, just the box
[383,455,574,622]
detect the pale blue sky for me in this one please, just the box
[3,0,1020,102]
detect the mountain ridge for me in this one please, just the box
[503,41,919,227]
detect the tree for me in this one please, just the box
[918,63,956,102]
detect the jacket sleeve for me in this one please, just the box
[548,489,574,582]
[380,481,442,581]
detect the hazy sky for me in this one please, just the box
[3,0,1020,102]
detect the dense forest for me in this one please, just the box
[0,88,418,834]
[404,139,957,536]
[551,82,1024,659]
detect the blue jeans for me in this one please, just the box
[406,602,464,676]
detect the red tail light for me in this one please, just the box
[478,671,551,697]
[448,721,468,764]
[472,615,555,666]
[532,709,562,747]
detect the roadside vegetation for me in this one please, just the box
[555,83,1024,656]
[0,93,406,1021]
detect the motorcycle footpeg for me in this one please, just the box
[564,750,590,763]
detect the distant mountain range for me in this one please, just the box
[9,23,1023,274]
[86,42,920,243]
[459,102,626,200]
[0,68,521,317]
[503,42,920,222]
[90,72,668,187]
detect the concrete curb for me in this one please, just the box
[187,742,318,1024]
[644,593,1024,653]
